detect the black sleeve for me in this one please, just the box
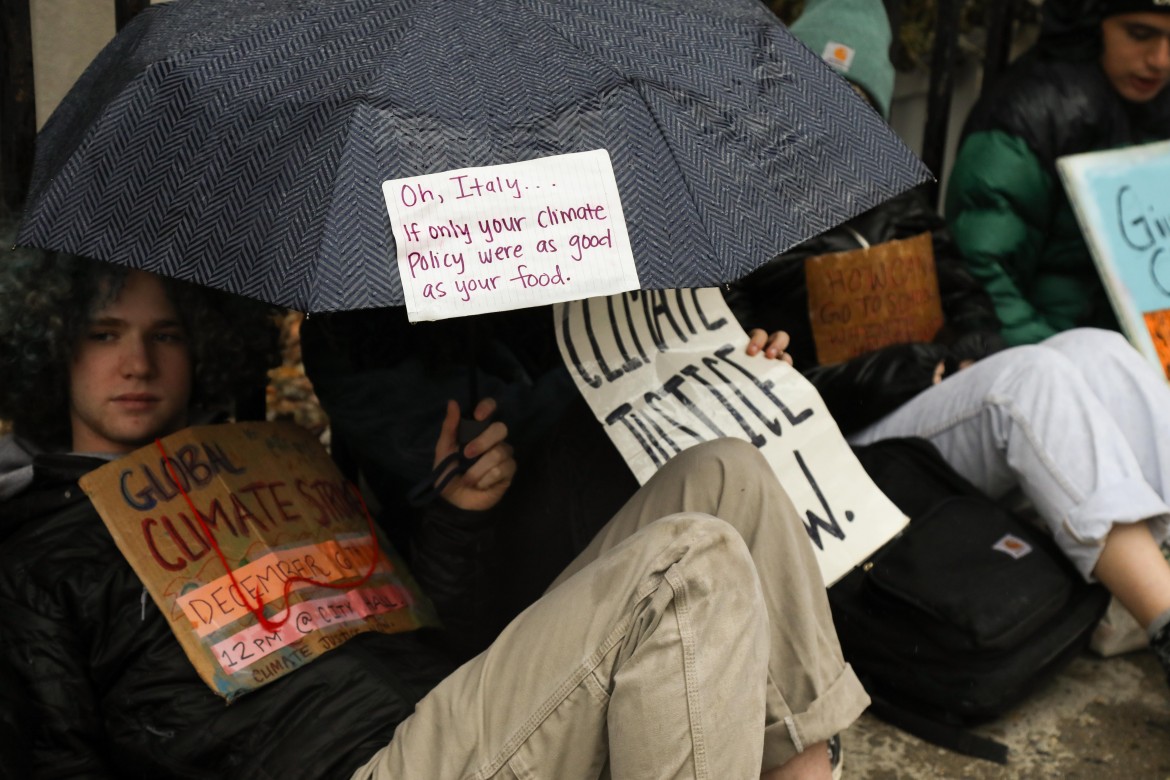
[0,590,117,778]
[803,342,949,435]
[0,655,33,780]
[408,499,501,660]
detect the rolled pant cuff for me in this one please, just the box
[1062,478,1170,579]
[762,663,870,770]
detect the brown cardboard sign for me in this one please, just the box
[79,421,437,702]
[805,232,944,365]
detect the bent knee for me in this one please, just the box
[1045,327,1129,357]
[670,437,768,476]
[992,344,1082,387]
[652,513,757,571]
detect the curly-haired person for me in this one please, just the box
[0,251,274,453]
[0,252,867,779]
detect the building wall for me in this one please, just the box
[30,0,168,129]
[30,0,115,128]
[888,61,984,211]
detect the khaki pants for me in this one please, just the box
[352,439,868,779]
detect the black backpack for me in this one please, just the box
[832,437,1111,763]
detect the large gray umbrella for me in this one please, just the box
[17,0,927,313]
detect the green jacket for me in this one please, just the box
[946,129,1114,346]
[946,53,1170,346]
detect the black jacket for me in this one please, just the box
[0,450,498,779]
[728,187,1004,434]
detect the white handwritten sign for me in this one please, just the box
[383,150,640,321]
[555,288,907,586]
[1059,140,1170,380]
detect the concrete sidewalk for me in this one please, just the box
[844,650,1170,778]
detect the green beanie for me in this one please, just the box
[788,0,896,119]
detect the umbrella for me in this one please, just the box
[16,0,927,314]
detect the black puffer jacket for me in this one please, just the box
[728,186,1003,434]
[0,449,498,779]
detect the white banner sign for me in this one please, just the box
[555,288,907,586]
[384,150,640,321]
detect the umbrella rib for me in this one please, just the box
[301,106,361,315]
[513,1,716,285]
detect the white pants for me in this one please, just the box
[850,328,1170,579]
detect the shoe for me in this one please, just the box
[828,734,843,780]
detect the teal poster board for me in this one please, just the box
[1058,139,1170,380]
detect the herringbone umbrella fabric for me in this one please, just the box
[18,0,927,313]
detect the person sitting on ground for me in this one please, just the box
[735,0,1005,435]
[299,306,640,625]
[945,0,1170,345]
[733,0,1170,686]
[0,251,868,779]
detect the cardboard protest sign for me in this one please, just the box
[383,150,639,322]
[79,422,437,702]
[555,288,908,586]
[805,232,943,365]
[1058,140,1170,379]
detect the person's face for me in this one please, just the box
[1100,13,1170,103]
[68,270,193,454]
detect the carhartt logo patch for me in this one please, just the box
[993,534,1032,559]
[821,41,856,72]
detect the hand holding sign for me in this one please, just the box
[555,289,908,586]
[745,329,795,365]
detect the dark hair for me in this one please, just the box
[0,249,279,450]
[1036,0,1170,61]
